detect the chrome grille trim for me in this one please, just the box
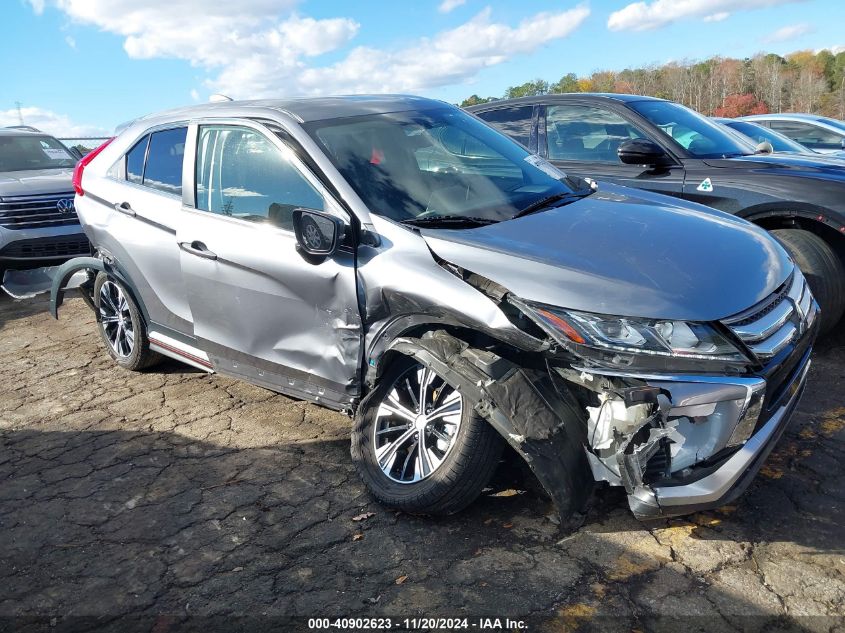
[0,192,78,229]
[729,298,793,343]
[722,270,813,360]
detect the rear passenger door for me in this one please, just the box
[95,125,194,336]
[540,103,686,198]
[176,121,362,407]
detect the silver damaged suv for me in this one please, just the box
[50,96,819,523]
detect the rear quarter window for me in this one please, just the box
[125,136,148,185]
[143,128,187,196]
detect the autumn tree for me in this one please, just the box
[713,93,769,117]
[460,48,845,118]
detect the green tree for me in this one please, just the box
[503,78,549,99]
[459,95,495,107]
[550,73,579,94]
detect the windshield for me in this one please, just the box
[0,134,78,172]
[305,107,582,224]
[722,120,808,153]
[629,101,753,158]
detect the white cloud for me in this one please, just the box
[242,5,591,96]
[607,0,803,32]
[0,106,109,137]
[64,35,76,49]
[28,1,589,99]
[762,22,814,43]
[703,12,730,22]
[438,0,466,13]
[190,89,200,101]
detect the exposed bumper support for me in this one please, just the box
[628,357,811,519]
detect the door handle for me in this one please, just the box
[114,201,136,217]
[179,241,218,260]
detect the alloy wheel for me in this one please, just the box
[98,280,135,358]
[373,363,463,484]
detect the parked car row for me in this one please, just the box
[46,95,820,525]
[468,95,845,335]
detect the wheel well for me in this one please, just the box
[366,323,537,391]
[753,215,845,266]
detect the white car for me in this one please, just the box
[740,113,845,155]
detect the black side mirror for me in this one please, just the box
[617,139,672,167]
[840,137,845,150]
[292,209,344,257]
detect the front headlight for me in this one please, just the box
[510,297,750,372]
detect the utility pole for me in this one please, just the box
[14,101,24,126]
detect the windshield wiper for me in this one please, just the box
[401,215,498,228]
[512,191,587,220]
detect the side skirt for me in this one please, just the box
[148,330,214,373]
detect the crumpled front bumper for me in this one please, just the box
[627,350,811,519]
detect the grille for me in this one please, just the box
[0,235,90,260]
[0,192,79,230]
[722,270,816,360]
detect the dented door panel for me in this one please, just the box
[177,208,361,407]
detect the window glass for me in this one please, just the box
[305,107,582,223]
[629,100,753,158]
[546,104,643,162]
[722,121,807,153]
[0,135,77,172]
[768,121,844,151]
[476,106,534,147]
[143,127,187,195]
[196,126,323,230]
[126,135,148,184]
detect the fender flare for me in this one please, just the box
[49,256,150,325]
[385,330,592,527]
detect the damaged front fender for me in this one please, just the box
[387,330,593,525]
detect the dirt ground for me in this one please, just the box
[1,292,844,632]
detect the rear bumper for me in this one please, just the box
[628,351,811,519]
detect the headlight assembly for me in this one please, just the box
[509,296,750,372]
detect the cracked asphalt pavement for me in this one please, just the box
[1,293,844,632]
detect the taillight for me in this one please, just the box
[73,137,115,196]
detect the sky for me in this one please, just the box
[1,0,843,136]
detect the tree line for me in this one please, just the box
[460,49,845,119]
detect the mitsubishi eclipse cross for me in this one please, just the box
[50,96,818,522]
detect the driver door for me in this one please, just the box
[540,102,686,199]
[177,121,362,408]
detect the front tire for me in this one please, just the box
[93,273,160,371]
[352,355,503,515]
[771,229,845,335]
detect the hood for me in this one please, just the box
[0,168,75,198]
[421,184,791,322]
[704,152,845,175]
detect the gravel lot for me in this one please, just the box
[1,292,844,631]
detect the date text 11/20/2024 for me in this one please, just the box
[307,617,528,630]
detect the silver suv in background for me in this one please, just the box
[0,128,90,281]
[51,96,817,523]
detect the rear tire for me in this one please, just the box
[771,229,845,335]
[352,354,503,515]
[93,272,160,371]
